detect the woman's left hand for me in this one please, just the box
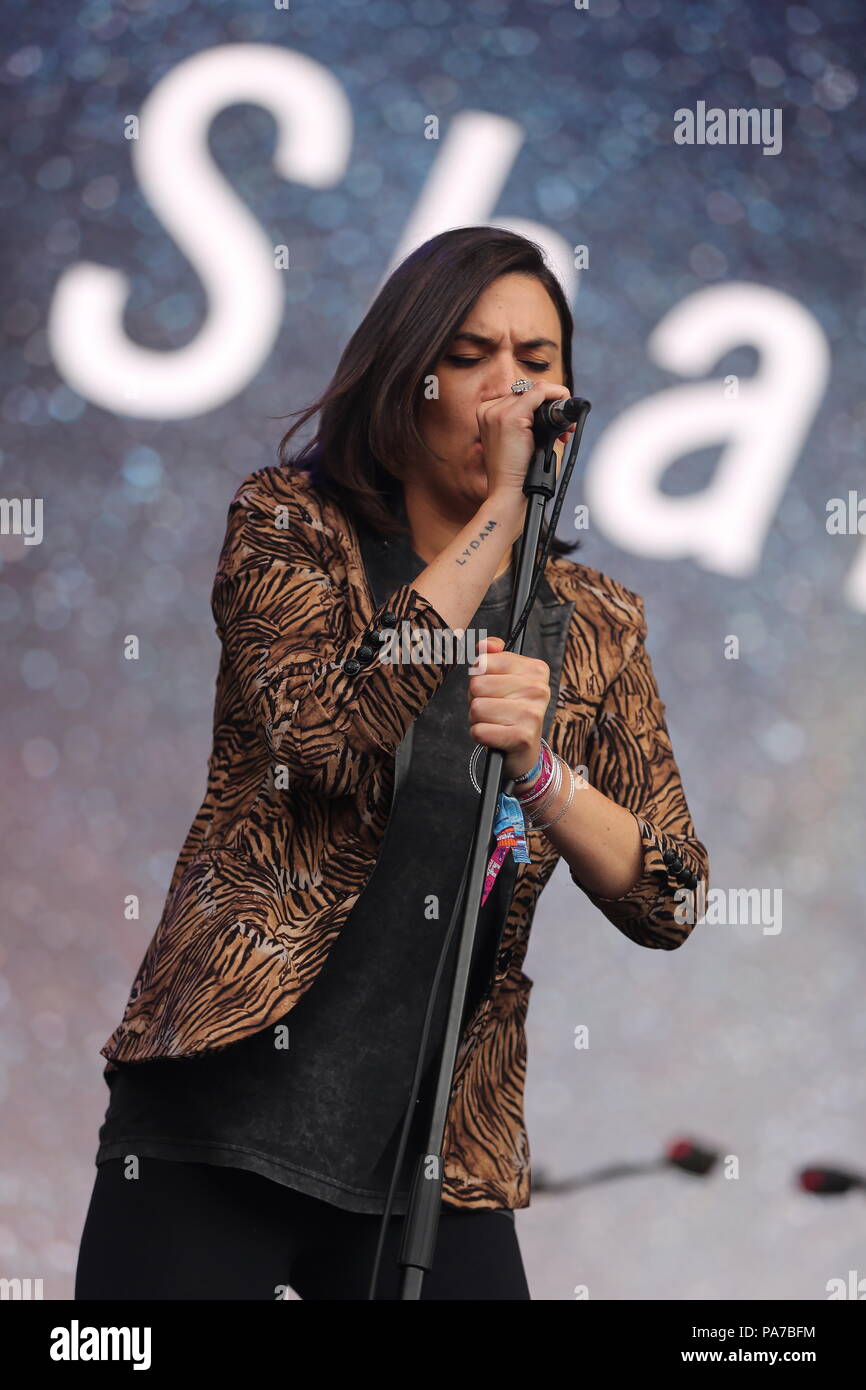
[468,635,551,781]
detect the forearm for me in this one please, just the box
[410,492,524,633]
[521,765,644,900]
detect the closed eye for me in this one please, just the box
[446,356,551,370]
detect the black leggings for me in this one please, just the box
[75,1157,530,1300]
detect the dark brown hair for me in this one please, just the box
[276,225,581,557]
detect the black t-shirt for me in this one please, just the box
[96,527,561,1215]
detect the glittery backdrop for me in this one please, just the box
[1,0,865,1301]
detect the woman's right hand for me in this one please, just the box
[477,380,576,504]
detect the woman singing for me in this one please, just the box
[75,226,709,1301]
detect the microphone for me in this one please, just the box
[798,1165,866,1195]
[534,395,587,430]
[530,1137,721,1194]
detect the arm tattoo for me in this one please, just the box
[455,517,499,567]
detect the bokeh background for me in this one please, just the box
[2,0,865,1300]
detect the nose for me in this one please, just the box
[481,354,526,402]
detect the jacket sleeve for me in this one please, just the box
[569,596,710,950]
[210,467,456,798]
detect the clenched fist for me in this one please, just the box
[467,635,551,781]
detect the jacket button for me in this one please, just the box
[343,658,361,675]
[668,856,683,873]
[382,610,398,627]
[662,849,677,865]
[497,947,513,974]
[370,628,388,645]
[355,644,375,665]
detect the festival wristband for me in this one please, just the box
[480,791,531,907]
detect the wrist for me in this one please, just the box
[513,742,553,802]
[515,769,545,801]
[507,738,543,784]
[483,489,527,543]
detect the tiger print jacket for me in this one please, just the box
[99,464,710,1211]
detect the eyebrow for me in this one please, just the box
[450,331,560,353]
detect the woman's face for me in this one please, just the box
[413,271,569,514]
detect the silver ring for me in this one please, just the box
[510,378,535,394]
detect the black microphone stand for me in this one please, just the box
[392,400,591,1299]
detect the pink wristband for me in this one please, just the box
[514,744,554,805]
